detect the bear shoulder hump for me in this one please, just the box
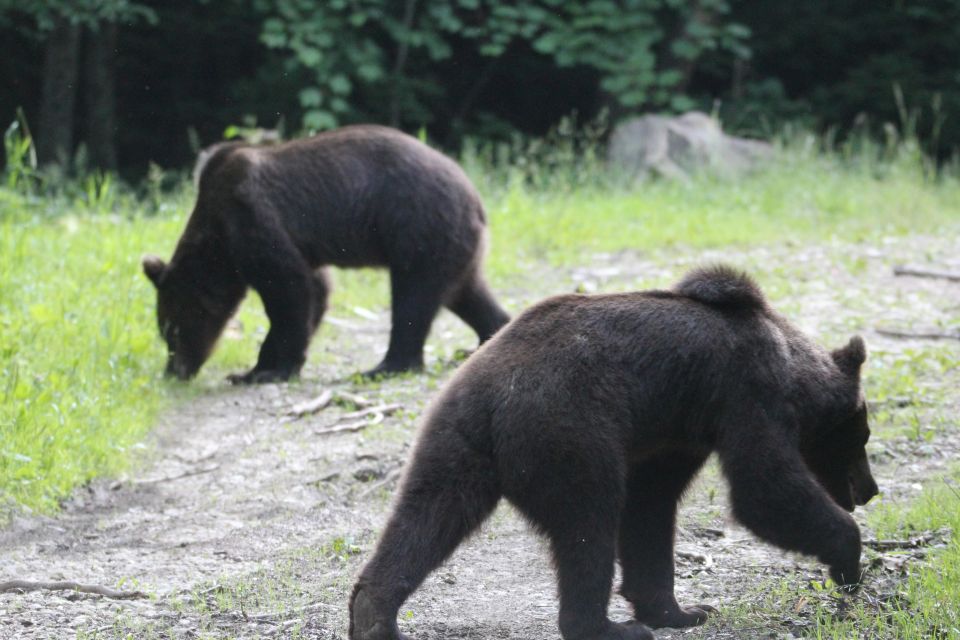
[674,264,767,311]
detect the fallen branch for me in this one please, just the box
[0,580,147,600]
[894,265,960,282]
[352,306,380,321]
[864,533,936,551]
[875,328,960,341]
[312,403,404,436]
[314,415,383,436]
[359,467,403,498]
[335,390,373,408]
[285,389,333,418]
[341,403,403,420]
[132,464,219,485]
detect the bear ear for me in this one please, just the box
[831,335,866,376]
[141,254,168,288]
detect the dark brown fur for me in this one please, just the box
[349,265,878,640]
[143,125,510,382]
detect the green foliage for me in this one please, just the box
[3,109,37,192]
[0,0,156,31]
[255,0,749,131]
[721,0,960,156]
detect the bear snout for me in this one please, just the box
[850,456,879,506]
[852,475,879,506]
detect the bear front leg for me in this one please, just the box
[720,429,863,588]
[229,264,316,385]
[619,453,714,629]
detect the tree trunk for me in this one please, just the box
[389,0,419,128]
[660,2,717,98]
[37,16,82,167]
[84,22,119,171]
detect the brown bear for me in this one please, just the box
[142,125,510,383]
[349,265,878,640]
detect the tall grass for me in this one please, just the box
[472,128,960,282]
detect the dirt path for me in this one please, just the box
[2,238,959,640]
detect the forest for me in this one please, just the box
[1,0,959,176]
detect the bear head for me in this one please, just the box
[803,336,879,512]
[142,254,242,380]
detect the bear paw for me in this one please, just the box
[593,620,655,640]
[227,368,297,385]
[562,619,654,640]
[349,587,410,640]
[634,603,715,629]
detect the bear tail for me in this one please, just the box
[674,264,767,310]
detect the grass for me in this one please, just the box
[0,199,185,514]
[2,127,960,637]
[744,467,960,640]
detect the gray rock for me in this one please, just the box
[607,111,773,180]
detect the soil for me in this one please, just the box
[2,236,959,640]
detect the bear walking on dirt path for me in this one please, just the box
[142,125,510,383]
[349,265,878,640]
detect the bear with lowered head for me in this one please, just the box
[142,125,509,383]
[349,265,878,640]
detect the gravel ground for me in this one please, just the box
[1,235,958,640]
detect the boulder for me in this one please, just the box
[607,111,773,180]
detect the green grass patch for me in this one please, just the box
[802,470,960,639]
[0,195,189,514]
[475,136,960,281]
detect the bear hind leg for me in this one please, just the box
[351,433,501,639]
[446,269,510,345]
[367,270,446,376]
[309,267,331,337]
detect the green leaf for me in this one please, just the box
[329,74,352,95]
[357,63,383,81]
[298,87,323,108]
[303,109,337,131]
[296,46,323,67]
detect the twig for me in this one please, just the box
[863,533,936,551]
[132,464,219,485]
[0,580,147,600]
[314,415,383,436]
[894,265,960,282]
[335,390,372,408]
[312,403,403,436]
[285,389,333,418]
[358,467,403,498]
[352,306,379,321]
[340,403,403,420]
[324,316,362,330]
[875,328,960,341]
